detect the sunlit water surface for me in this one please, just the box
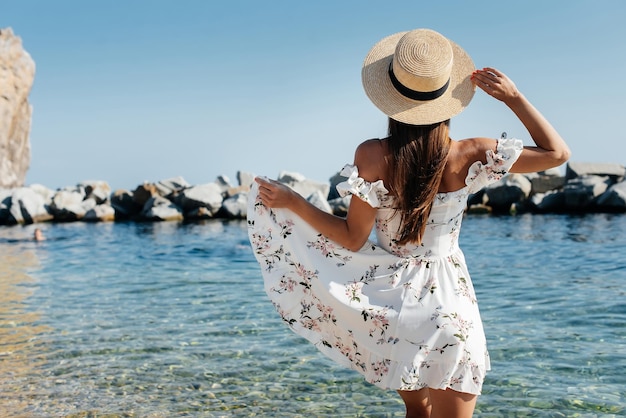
[0,213,624,417]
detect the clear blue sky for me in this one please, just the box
[2,0,625,190]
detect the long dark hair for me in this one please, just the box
[387,118,451,245]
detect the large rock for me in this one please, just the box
[154,176,190,198]
[132,183,159,207]
[563,175,611,211]
[237,171,256,188]
[530,190,566,213]
[566,162,625,181]
[0,28,36,188]
[178,183,224,216]
[184,206,214,220]
[224,185,250,199]
[4,185,53,224]
[215,175,233,193]
[277,171,330,201]
[595,180,626,212]
[307,189,333,214]
[110,189,141,218]
[328,196,351,216]
[84,204,116,222]
[484,173,532,212]
[0,189,11,223]
[220,192,248,219]
[526,168,566,194]
[79,180,111,204]
[140,195,183,221]
[50,188,88,221]
[328,171,348,201]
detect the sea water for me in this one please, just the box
[0,213,624,417]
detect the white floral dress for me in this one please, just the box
[247,138,523,395]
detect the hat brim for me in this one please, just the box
[362,31,476,125]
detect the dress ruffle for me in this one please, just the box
[336,164,389,208]
[465,138,524,194]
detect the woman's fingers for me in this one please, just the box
[255,176,287,208]
[255,176,271,187]
[255,177,272,204]
[472,69,499,87]
[471,67,514,100]
[483,67,503,77]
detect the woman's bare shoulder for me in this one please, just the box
[441,137,498,192]
[455,137,497,163]
[355,138,385,153]
[353,138,388,181]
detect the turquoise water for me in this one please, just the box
[0,214,624,417]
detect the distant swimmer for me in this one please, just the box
[34,228,45,241]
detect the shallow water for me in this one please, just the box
[0,214,624,417]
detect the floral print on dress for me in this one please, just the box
[361,305,396,342]
[346,281,365,303]
[250,231,284,273]
[247,138,523,396]
[307,234,352,267]
[376,216,418,257]
[433,306,475,345]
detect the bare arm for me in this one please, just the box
[472,67,571,173]
[255,143,378,251]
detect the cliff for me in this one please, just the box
[0,27,35,188]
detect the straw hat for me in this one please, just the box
[362,28,475,125]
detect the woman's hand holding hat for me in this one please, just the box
[471,67,520,104]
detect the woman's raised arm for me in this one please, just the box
[472,67,571,173]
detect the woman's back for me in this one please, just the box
[360,136,494,195]
[362,136,510,258]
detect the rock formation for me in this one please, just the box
[0,28,35,189]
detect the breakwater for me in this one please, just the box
[1,161,625,226]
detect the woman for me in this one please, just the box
[248,28,570,417]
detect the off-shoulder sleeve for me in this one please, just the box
[465,138,524,194]
[335,164,389,208]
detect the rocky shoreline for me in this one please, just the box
[1,161,625,227]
